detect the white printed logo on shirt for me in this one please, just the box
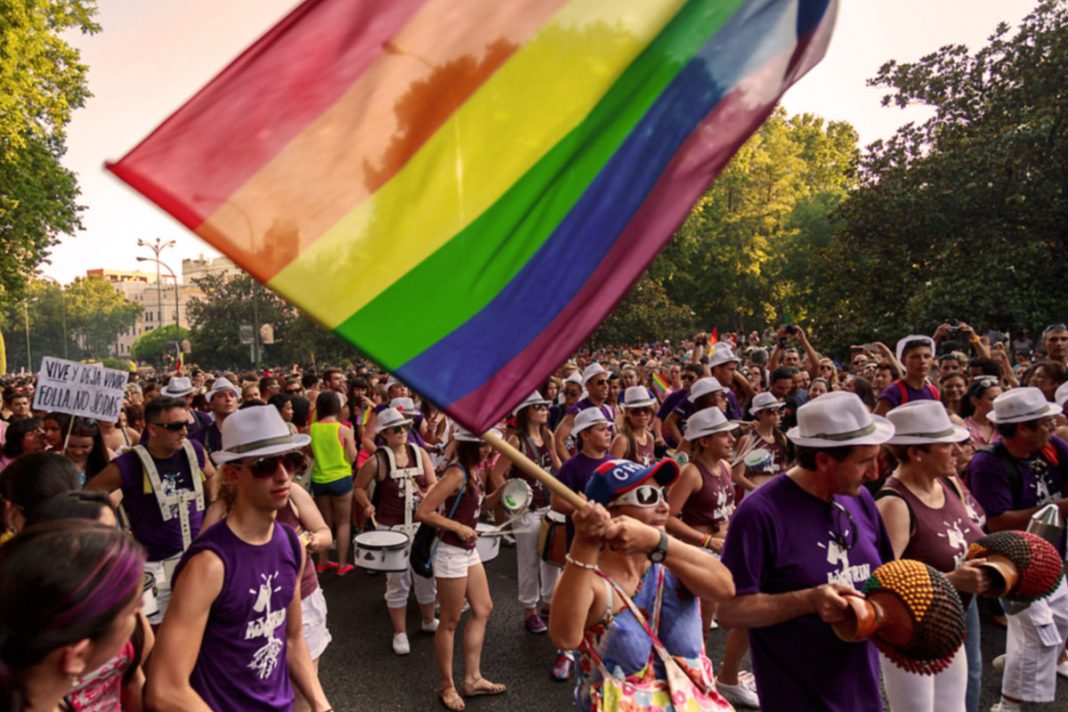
[817,536,871,587]
[937,518,970,567]
[246,572,285,680]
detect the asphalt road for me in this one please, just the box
[317,544,1067,712]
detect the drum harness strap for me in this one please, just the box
[133,441,206,551]
[382,444,425,536]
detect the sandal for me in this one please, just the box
[438,687,465,711]
[462,678,507,697]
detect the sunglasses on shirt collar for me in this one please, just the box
[243,451,308,478]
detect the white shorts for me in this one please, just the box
[301,586,332,660]
[434,542,481,579]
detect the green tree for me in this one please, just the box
[591,274,696,347]
[0,1,98,299]
[64,276,141,358]
[0,277,78,371]
[809,0,1068,348]
[131,325,188,365]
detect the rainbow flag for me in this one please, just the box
[651,371,671,398]
[107,0,837,432]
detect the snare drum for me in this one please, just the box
[353,530,411,572]
[475,522,500,563]
[142,570,159,618]
[499,479,533,515]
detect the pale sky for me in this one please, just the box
[44,0,1039,285]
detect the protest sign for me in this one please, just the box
[33,357,129,421]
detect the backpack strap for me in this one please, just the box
[895,380,908,404]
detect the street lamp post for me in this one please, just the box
[137,256,182,368]
[137,237,176,331]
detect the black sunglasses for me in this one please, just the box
[829,500,857,551]
[285,387,302,394]
[245,451,307,478]
[389,425,410,434]
[153,421,189,432]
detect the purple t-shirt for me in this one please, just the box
[557,452,609,543]
[175,520,301,712]
[721,475,893,712]
[115,441,207,561]
[657,389,690,448]
[967,438,1068,526]
[877,379,938,409]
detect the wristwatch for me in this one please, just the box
[648,531,669,563]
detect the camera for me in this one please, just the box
[784,324,797,335]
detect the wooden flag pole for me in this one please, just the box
[483,431,586,510]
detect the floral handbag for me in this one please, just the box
[581,567,734,712]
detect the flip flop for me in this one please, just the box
[462,679,507,697]
[438,687,465,711]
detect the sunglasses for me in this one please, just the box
[681,374,697,383]
[153,420,189,432]
[828,500,857,551]
[530,403,550,411]
[629,407,654,416]
[244,451,308,478]
[389,425,410,434]
[589,379,608,387]
[609,484,666,508]
[285,388,302,394]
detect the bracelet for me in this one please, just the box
[701,533,713,549]
[565,553,598,570]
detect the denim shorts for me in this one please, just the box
[311,475,353,497]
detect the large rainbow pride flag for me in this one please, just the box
[108,0,837,432]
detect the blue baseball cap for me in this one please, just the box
[585,458,680,505]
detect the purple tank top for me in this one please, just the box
[175,520,301,711]
[878,477,983,572]
[375,445,429,527]
[441,467,483,550]
[514,432,554,509]
[114,442,206,561]
[680,460,735,533]
[275,503,318,599]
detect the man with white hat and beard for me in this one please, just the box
[147,405,331,712]
[718,391,896,711]
[553,363,615,462]
[966,387,1068,711]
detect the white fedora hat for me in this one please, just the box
[512,391,552,416]
[749,391,785,415]
[987,387,1061,424]
[1055,382,1068,410]
[787,391,894,447]
[206,376,239,400]
[885,401,968,445]
[389,396,418,417]
[895,335,936,365]
[572,407,611,435]
[454,426,502,443]
[582,362,608,386]
[708,344,741,369]
[161,376,195,397]
[621,386,656,409]
[688,377,726,403]
[374,406,413,435]
[211,405,310,464]
[684,407,739,441]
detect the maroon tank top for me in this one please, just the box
[375,444,430,528]
[441,466,483,550]
[680,459,735,533]
[513,431,554,509]
[878,477,983,572]
[625,429,656,467]
[276,502,317,599]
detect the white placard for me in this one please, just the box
[33,357,129,420]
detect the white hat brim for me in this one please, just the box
[684,421,740,441]
[787,416,895,448]
[513,399,552,416]
[374,417,413,435]
[212,433,311,465]
[622,398,657,409]
[887,423,969,445]
[750,399,785,415]
[572,418,610,435]
[987,402,1062,424]
[162,388,195,397]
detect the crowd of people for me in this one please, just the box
[1,320,1067,711]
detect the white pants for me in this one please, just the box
[1002,577,1068,702]
[881,645,967,712]
[378,526,437,608]
[514,509,560,608]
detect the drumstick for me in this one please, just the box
[370,514,379,530]
[483,431,585,509]
[730,435,759,466]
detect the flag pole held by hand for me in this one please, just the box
[483,431,585,510]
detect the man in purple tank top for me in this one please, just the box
[147,406,331,712]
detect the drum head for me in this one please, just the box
[743,448,771,467]
[500,479,533,514]
[355,530,409,550]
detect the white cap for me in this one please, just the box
[573,407,611,435]
[684,407,739,441]
[987,387,1061,424]
[787,391,894,447]
[886,401,968,445]
[688,377,727,403]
